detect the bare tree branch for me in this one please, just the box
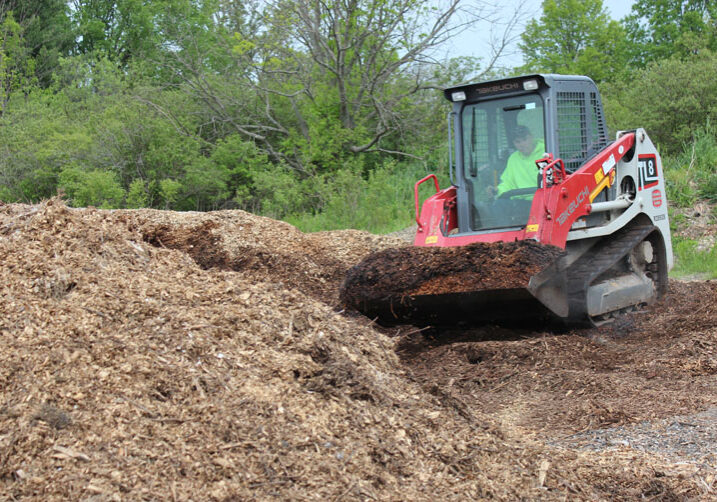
[147,0,526,170]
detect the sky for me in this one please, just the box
[446,0,636,69]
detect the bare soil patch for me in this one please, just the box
[1,200,715,501]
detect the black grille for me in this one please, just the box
[557,91,587,172]
[590,92,609,151]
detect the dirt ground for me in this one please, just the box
[1,200,715,501]
[397,280,717,437]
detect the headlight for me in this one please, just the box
[451,91,466,101]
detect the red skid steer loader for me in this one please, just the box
[341,74,673,327]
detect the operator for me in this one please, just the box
[496,125,545,198]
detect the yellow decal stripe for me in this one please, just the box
[594,169,604,184]
[590,175,611,202]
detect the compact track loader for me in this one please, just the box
[341,74,673,327]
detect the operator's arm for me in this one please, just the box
[496,155,519,196]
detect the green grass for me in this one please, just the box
[670,236,717,279]
[287,160,451,235]
[663,123,717,208]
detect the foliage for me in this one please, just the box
[156,0,504,175]
[72,0,164,65]
[665,167,699,207]
[0,13,37,114]
[287,158,451,234]
[602,50,717,153]
[209,134,275,210]
[518,0,629,82]
[661,124,717,206]
[58,166,125,208]
[126,179,148,208]
[622,0,717,66]
[0,1,74,86]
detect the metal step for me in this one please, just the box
[586,274,655,316]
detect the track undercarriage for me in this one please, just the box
[531,218,669,327]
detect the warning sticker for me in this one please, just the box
[602,154,616,175]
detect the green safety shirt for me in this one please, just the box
[496,140,545,197]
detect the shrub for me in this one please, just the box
[663,123,717,207]
[287,159,451,234]
[126,179,149,208]
[58,166,125,208]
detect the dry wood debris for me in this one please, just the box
[0,199,714,500]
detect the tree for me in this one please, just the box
[622,0,717,65]
[157,0,524,174]
[518,0,629,82]
[0,1,74,86]
[71,0,164,65]
[602,50,717,153]
[0,13,36,115]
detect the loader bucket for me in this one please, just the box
[340,241,566,327]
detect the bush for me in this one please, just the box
[662,124,717,207]
[58,166,125,208]
[287,159,451,234]
[250,166,316,219]
[159,179,183,209]
[126,179,149,208]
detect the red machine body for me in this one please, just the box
[414,133,636,250]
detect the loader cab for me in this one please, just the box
[445,74,609,235]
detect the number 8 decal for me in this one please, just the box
[638,154,659,190]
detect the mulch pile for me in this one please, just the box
[1,199,714,500]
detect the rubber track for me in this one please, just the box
[566,224,657,325]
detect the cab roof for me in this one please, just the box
[443,74,597,102]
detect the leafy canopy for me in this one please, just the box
[518,0,629,82]
[623,0,717,65]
